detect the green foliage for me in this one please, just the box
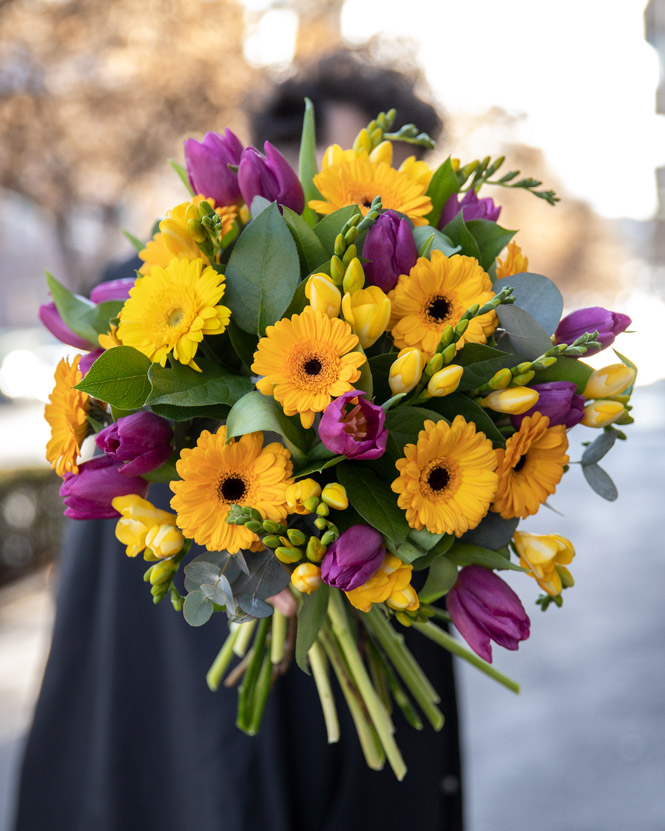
[45,271,120,345]
[495,305,553,361]
[298,97,323,226]
[169,158,194,196]
[385,407,446,458]
[582,463,618,501]
[282,206,328,273]
[581,429,617,466]
[465,220,515,272]
[226,391,309,463]
[231,549,291,611]
[424,157,460,228]
[122,229,146,252]
[75,345,151,409]
[419,556,459,603]
[440,212,481,261]
[461,512,519,550]
[426,393,505,446]
[367,353,396,404]
[224,202,300,335]
[446,542,524,572]
[183,590,214,626]
[147,359,253,409]
[149,403,230,421]
[227,320,259,369]
[412,226,461,258]
[532,356,594,394]
[493,273,563,334]
[455,343,512,391]
[295,583,330,674]
[313,205,360,252]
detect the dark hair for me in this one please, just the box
[250,49,443,149]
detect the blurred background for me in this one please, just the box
[0,0,664,828]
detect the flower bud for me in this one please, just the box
[425,353,444,376]
[341,286,391,348]
[362,210,419,292]
[286,479,322,515]
[439,190,501,229]
[513,531,575,596]
[113,494,178,557]
[389,348,425,395]
[479,386,539,414]
[148,560,175,586]
[144,523,185,559]
[96,412,173,476]
[345,553,414,613]
[287,528,307,547]
[315,502,329,517]
[39,302,97,350]
[275,546,303,564]
[305,274,342,319]
[291,563,322,594]
[386,583,420,612]
[581,400,626,428]
[368,140,392,164]
[184,129,243,206]
[488,368,513,390]
[237,142,304,214]
[342,257,365,294]
[583,364,636,399]
[60,457,148,521]
[321,525,385,591]
[89,278,135,304]
[554,306,631,351]
[321,482,349,510]
[306,537,327,563]
[427,364,464,398]
[510,381,586,430]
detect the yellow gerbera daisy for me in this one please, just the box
[170,426,293,554]
[389,251,497,356]
[310,156,432,226]
[138,196,238,275]
[496,240,529,279]
[44,355,90,476]
[116,257,231,371]
[251,306,366,429]
[492,412,569,519]
[391,416,498,537]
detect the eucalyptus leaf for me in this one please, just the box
[237,594,273,619]
[412,226,461,258]
[582,463,618,501]
[147,360,253,408]
[282,206,328,273]
[295,582,330,674]
[185,561,224,586]
[465,220,515,273]
[581,430,617,466]
[419,556,459,603]
[226,391,309,462]
[249,195,272,218]
[183,548,243,593]
[447,542,524,572]
[424,157,460,228]
[75,346,151,409]
[496,305,553,360]
[336,463,410,549]
[493,273,564,334]
[183,591,214,626]
[231,548,290,602]
[313,205,360,252]
[461,512,519,550]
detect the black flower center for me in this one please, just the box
[220,476,247,502]
[514,454,527,472]
[304,358,322,376]
[428,465,450,492]
[427,295,451,322]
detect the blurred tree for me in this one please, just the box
[0,0,257,290]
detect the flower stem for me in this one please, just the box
[233,618,257,657]
[328,590,407,780]
[308,640,340,744]
[206,626,241,692]
[236,618,270,732]
[413,621,521,693]
[248,651,273,735]
[270,610,287,665]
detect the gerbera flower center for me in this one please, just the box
[420,458,458,501]
[286,340,340,393]
[167,308,185,328]
[304,358,323,376]
[514,454,527,472]
[427,465,451,492]
[219,475,248,503]
[426,295,452,323]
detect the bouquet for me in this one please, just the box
[41,103,636,779]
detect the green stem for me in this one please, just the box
[308,640,340,744]
[270,610,287,665]
[248,651,273,735]
[328,591,407,780]
[237,618,270,732]
[371,641,423,731]
[206,626,240,692]
[233,619,257,657]
[413,621,520,693]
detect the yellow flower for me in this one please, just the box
[321,482,348,511]
[345,554,416,613]
[310,155,432,226]
[291,563,322,594]
[342,258,366,295]
[479,386,540,414]
[305,274,341,318]
[98,323,123,350]
[398,155,433,189]
[389,251,497,356]
[581,400,626,428]
[170,426,293,554]
[391,416,498,537]
[492,412,569,519]
[112,494,178,558]
[251,306,366,429]
[286,478,322,515]
[389,347,425,396]
[427,364,464,398]
[386,582,420,612]
[341,286,391,348]
[44,356,90,477]
[144,524,185,559]
[513,531,575,596]
[116,257,231,371]
[496,241,529,278]
[583,364,636,399]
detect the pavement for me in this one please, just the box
[0,382,663,831]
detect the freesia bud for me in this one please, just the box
[144,523,185,559]
[60,457,148,520]
[511,381,586,430]
[554,306,631,351]
[341,286,391,348]
[446,565,530,663]
[439,189,501,229]
[583,364,636,399]
[237,142,304,214]
[389,348,425,395]
[513,530,575,596]
[362,211,418,292]
[342,257,365,294]
[479,386,539,414]
[184,129,243,206]
[427,364,464,397]
[39,302,96,350]
[321,482,349,511]
[320,525,385,591]
[306,537,327,563]
[581,400,626,428]
[96,412,173,476]
[305,274,341,318]
[286,478,322,515]
[291,563,322,594]
[368,140,392,164]
[386,583,419,612]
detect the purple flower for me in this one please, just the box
[446,565,530,663]
[321,525,385,591]
[79,349,104,377]
[184,129,244,207]
[319,391,388,460]
[96,412,173,476]
[38,302,96,350]
[510,382,585,430]
[89,277,135,304]
[554,306,631,352]
[362,211,418,292]
[237,142,304,214]
[60,456,149,520]
[439,190,501,228]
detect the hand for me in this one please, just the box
[267,587,297,617]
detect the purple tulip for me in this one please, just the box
[60,456,149,520]
[446,565,530,663]
[319,391,388,460]
[439,189,501,229]
[554,306,631,352]
[38,302,96,350]
[237,142,304,214]
[510,381,585,430]
[96,412,173,476]
[89,277,135,304]
[79,349,104,377]
[184,129,244,207]
[362,211,419,292]
[321,525,386,591]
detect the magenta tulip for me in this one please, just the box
[184,129,244,206]
[511,382,585,430]
[321,525,385,591]
[319,391,388,460]
[439,189,501,228]
[38,302,96,350]
[237,142,304,214]
[60,456,149,520]
[89,277,135,304]
[95,412,173,476]
[554,306,631,351]
[362,211,418,292]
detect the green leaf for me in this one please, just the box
[231,549,291,603]
[455,343,512,391]
[336,463,410,549]
[493,273,563,335]
[407,527,446,552]
[613,348,638,396]
[224,202,300,335]
[426,393,505,446]
[368,353,396,404]
[440,212,481,262]
[227,319,259,369]
[282,206,329,274]
[385,407,446,457]
[466,220,516,273]
[446,542,524,572]
[295,582,330,674]
[150,403,229,422]
[313,205,360,252]
[281,279,310,320]
[169,158,194,196]
[236,594,273,618]
[294,454,345,480]
[299,97,323,227]
[495,305,553,360]
[419,556,459,603]
[122,229,146,252]
[80,300,125,338]
[45,271,99,345]
[461,512,519,550]
[412,226,461,258]
[225,391,309,463]
[147,359,253,408]
[183,590,214,626]
[75,346,151,409]
[582,463,618,501]
[354,347,373,397]
[183,548,243,593]
[581,430,617,466]
[532,355,594,394]
[249,195,272,218]
[424,157,460,228]
[411,535,455,571]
